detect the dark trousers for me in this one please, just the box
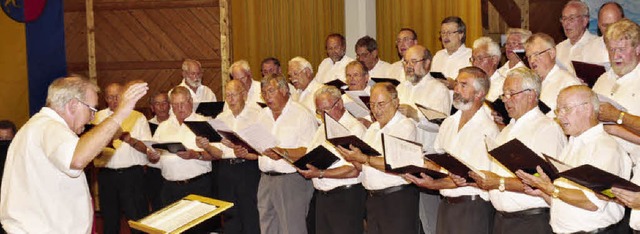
[436,196,495,234]
[144,166,164,212]
[161,172,213,234]
[366,185,420,234]
[217,160,261,234]
[315,184,366,234]
[493,209,551,234]
[98,165,148,234]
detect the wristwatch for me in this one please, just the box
[617,111,626,125]
[498,177,505,192]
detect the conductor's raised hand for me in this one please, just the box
[113,82,149,121]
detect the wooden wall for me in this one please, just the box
[64,0,223,113]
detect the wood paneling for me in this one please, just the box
[64,0,222,111]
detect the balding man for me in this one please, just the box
[261,57,282,78]
[431,16,472,89]
[289,57,323,113]
[491,28,531,102]
[171,59,217,109]
[389,28,419,82]
[297,85,366,234]
[471,67,566,234]
[471,37,503,102]
[0,76,148,233]
[92,82,152,234]
[230,60,263,105]
[315,33,355,83]
[197,80,262,234]
[525,33,582,111]
[517,85,630,233]
[338,82,419,234]
[556,0,599,75]
[405,67,499,234]
[582,2,625,70]
[355,36,392,79]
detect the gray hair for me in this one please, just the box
[46,76,99,110]
[314,85,342,101]
[261,74,290,93]
[473,37,501,58]
[506,28,532,43]
[181,59,202,71]
[170,86,193,102]
[288,56,314,74]
[372,82,398,100]
[507,67,541,97]
[525,33,556,51]
[460,66,490,96]
[565,0,590,16]
[230,60,251,74]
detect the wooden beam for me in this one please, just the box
[488,0,521,28]
[481,0,489,29]
[67,60,222,72]
[220,0,230,99]
[86,0,97,83]
[65,0,220,12]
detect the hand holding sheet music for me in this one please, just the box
[382,134,447,178]
[324,112,380,156]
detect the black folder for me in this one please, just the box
[486,99,511,124]
[371,77,401,86]
[559,164,640,198]
[538,101,551,114]
[215,130,260,155]
[358,96,371,110]
[327,136,381,156]
[425,153,476,182]
[293,145,340,170]
[152,142,187,153]
[514,50,530,68]
[387,165,449,179]
[324,79,348,93]
[429,72,447,80]
[415,103,447,125]
[572,61,605,88]
[149,122,158,136]
[257,102,267,108]
[195,101,225,117]
[184,121,222,142]
[488,139,560,180]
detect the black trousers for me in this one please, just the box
[161,172,214,234]
[493,209,551,234]
[366,185,420,234]
[144,166,164,212]
[436,196,495,234]
[216,160,261,234]
[98,165,148,234]
[315,184,366,234]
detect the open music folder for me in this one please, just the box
[488,138,561,180]
[207,119,279,155]
[294,145,340,170]
[381,133,447,178]
[559,164,640,198]
[371,77,401,86]
[129,194,233,234]
[572,60,605,88]
[184,121,222,142]
[425,152,484,182]
[343,90,370,118]
[323,112,380,156]
[415,103,447,125]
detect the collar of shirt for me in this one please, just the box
[497,61,524,78]
[507,106,543,133]
[568,123,605,147]
[377,111,404,133]
[264,98,294,122]
[571,31,597,47]
[40,107,70,129]
[446,44,470,56]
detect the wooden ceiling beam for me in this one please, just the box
[488,0,522,28]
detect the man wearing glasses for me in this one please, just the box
[471,67,566,234]
[0,76,148,233]
[389,28,419,82]
[92,82,153,234]
[297,85,366,234]
[289,57,324,113]
[355,36,392,79]
[556,0,598,75]
[524,33,581,112]
[431,16,472,90]
[517,85,630,233]
[171,59,217,110]
[471,37,502,102]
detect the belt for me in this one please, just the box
[262,171,294,176]
[497,207,549,218]
[101,165,143,174]
[570,222,618,234]
[220,158,247,165]
[318,183,362,195]
[367,185,410,197]
[443,195,482,204]
[168,172,211,185]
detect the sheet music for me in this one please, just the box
[484,135,499,151]
[415,103,447,121]
[140,199,217,233]
[546,156,572,173]
[208,118,232,132]
[383,134,423,168]
[344,90,370,118]
[237,124,279,153]
[324,112,352,139]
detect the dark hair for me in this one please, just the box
[400,28,418,41]
[355,36,378,52]
[261,57,281,68]
[442,16,467,42]
[0,120,17,134]
[326,33,346,47]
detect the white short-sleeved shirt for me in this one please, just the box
[92,109,152,168]
[360,112,416,190]
[0,108,93,234]
[550,124,630,233]
[309,112,366,191]
[434,108,500,200]
[314,56,354,83]
[555,31,599,75]
[431,45,472,80]
[489,107,567,212]
[540,65,583,111]
[257,99,318,173]
[153,113,213,181]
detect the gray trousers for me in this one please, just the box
[257,173,314,234]
[436,197,495,234]
[419,192,441,234]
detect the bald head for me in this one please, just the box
[104,83,122,111]
[556,85,599,136]
[225,79,247,114]
[598,2,624,35]
[403,45,432,84]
